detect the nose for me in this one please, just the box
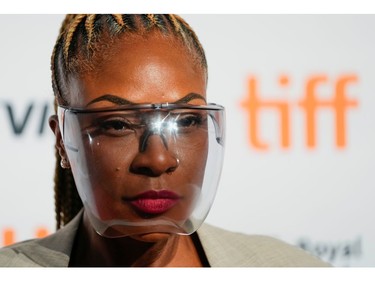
[130,132,179,177]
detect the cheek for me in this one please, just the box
[79,140,138,219]
[177,140,208,184]
[83,139,137,189]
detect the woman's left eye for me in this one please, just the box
[176,114,203,128]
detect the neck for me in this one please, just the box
[69,212,203,267]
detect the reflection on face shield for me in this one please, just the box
[58,103,225,238]
[139,113,175,152]
[137,111,209,152]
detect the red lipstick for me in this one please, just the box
[127,190,180,215]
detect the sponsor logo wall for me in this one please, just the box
[1,15,374,266]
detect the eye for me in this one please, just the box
[175,113,205,129]
[103,120,129,130]
[98,118,134,136]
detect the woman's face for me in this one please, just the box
[64,33,208,238]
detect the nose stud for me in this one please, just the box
[166,158,180,175]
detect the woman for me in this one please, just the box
[0,14,329,267]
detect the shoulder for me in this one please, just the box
[0,211,82,267]
[0,239,43,267]
[197,224,331,267]
[0,237,71,267]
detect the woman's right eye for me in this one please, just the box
[98,118,133,136]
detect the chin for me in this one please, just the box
[130,232,176,243]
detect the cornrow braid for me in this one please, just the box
[51,14,207,229]
[147,14,158,26]
[85,14,97,46]
[121,15,136,30]
[53,151,82,229]
[112,14,124,26]
[167,14,181,33]
[63,14,87,62]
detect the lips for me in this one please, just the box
[126,190,180,215]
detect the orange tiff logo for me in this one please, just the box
[240,74,359,150]
[2,227,49,246]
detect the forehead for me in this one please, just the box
[67,33,207,107]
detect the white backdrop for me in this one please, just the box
[0,15,374,267]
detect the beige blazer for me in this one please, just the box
[0,212,330,267]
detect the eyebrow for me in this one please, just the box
[86,93,206,106]
[174,93,206,103]
[86,95,135,106]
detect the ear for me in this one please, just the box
[49,115,69,165]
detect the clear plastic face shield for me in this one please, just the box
[58,103,225,238]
